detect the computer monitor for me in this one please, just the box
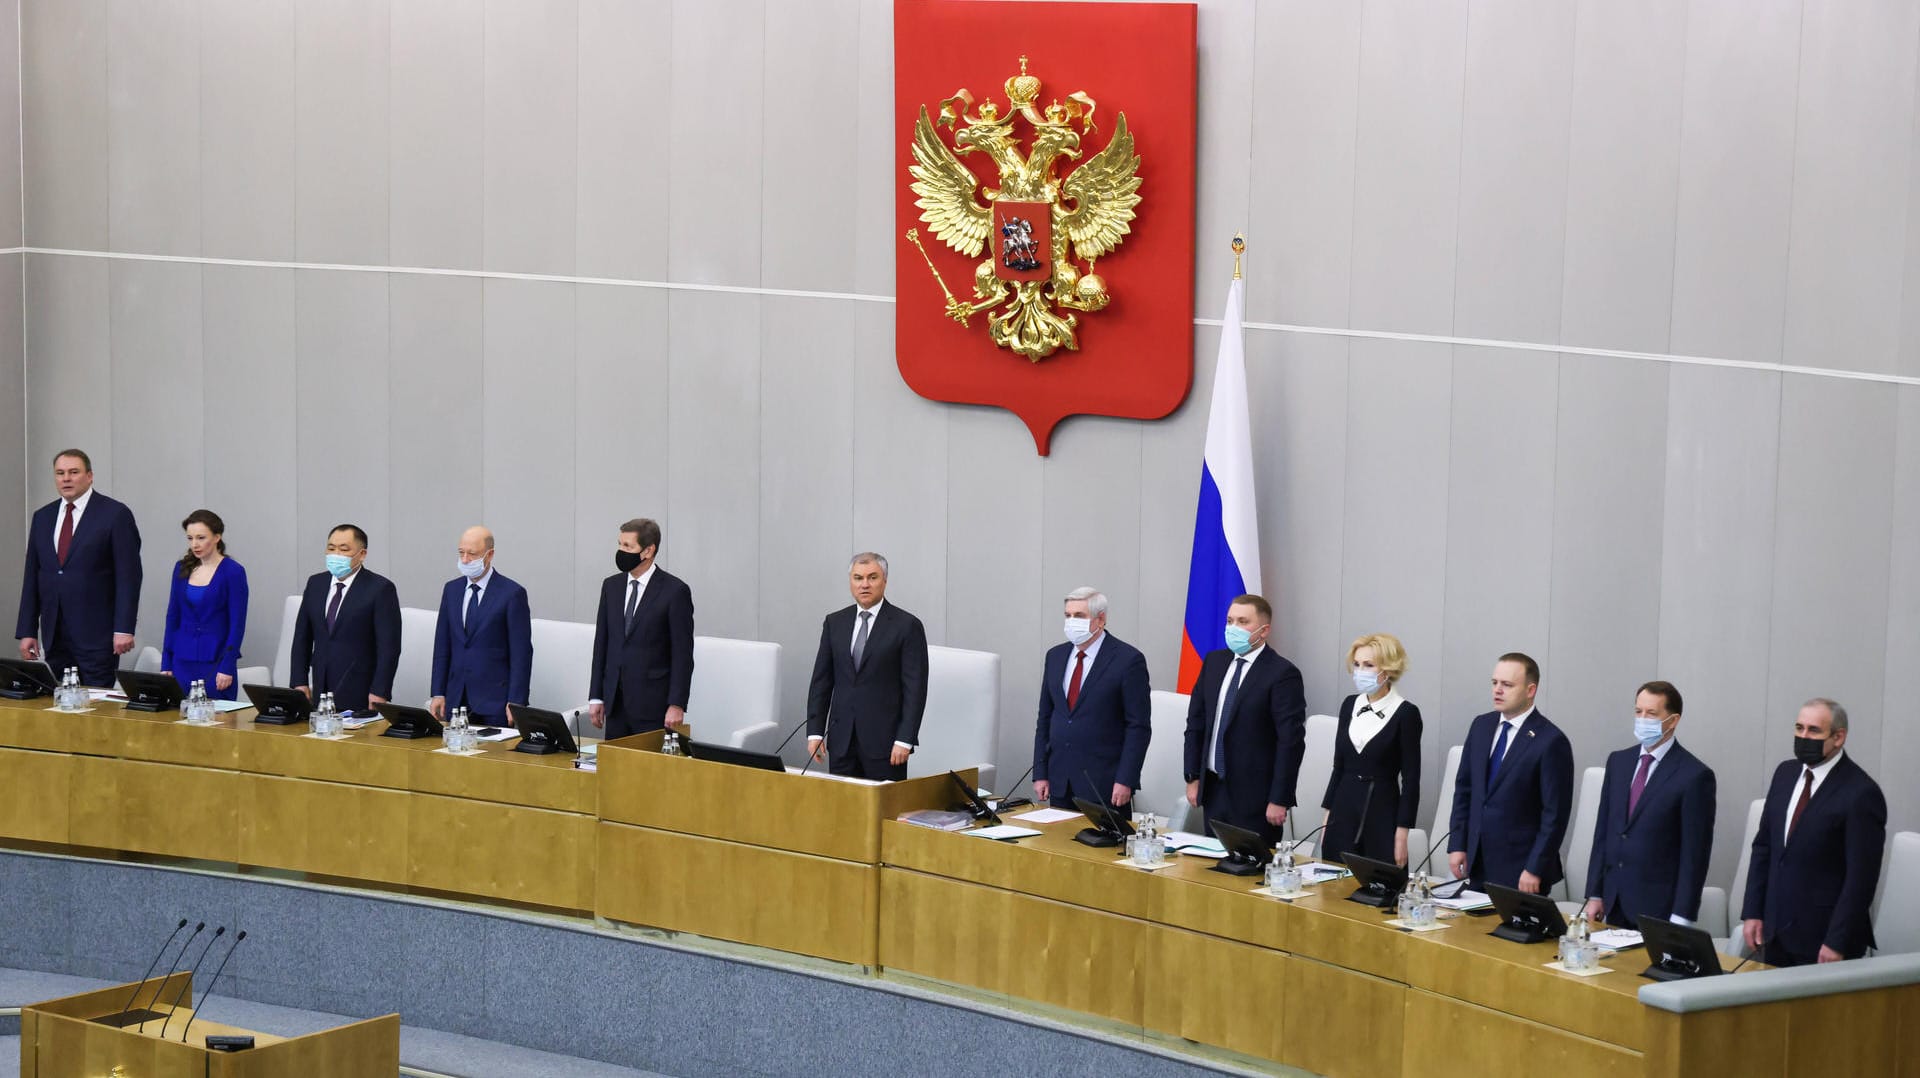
[241,684,312,726]
[1209,819,1274,877]
[505,704,578,756]
[0,658,56,700]
[678,738,784,771]
[1071,796,1134,848]
[1341,850,1410,907]
[1638,916,1726,981]
[947,771,1001,826]
[115,670,184,712]
[1486,882,1569,944]
[374,702,442,740]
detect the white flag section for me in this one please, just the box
[1203,277,1261,593]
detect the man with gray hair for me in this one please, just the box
[806,553,929,780]
[1741,697,1887,966]
[1032,587,1151,811]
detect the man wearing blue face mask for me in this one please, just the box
[289,524,402,714]
[1032,587,1151,811]
[429,526,532,727]
[1582,681,1716,929]
[1181,594,1306,843]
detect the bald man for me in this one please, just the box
[430,526,533,726]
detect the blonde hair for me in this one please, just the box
[1347,633,1408,685]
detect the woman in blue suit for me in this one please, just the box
[161,510,249,700]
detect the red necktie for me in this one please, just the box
[56,501,75,566]
[1066,650,1086,710]
[1788,767,1814,840]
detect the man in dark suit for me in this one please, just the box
[1583,680,1716,928]
[807,552,929,781]
[1182,594,1306,843]
[429,526,532,727]
[588,518,694,739]
[289,524,402,714]
[1742,698,1887,966]
[1448,653,1574,893]
[1033,587,1151,810]
[15,449,143,687]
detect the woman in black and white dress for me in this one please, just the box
[1320,633,1422,866]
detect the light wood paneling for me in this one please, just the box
[237,773,412,884]
[1402,990,1639,1076]
[68,756,238,861]
[408,795,595,911]
[0,746,70,843]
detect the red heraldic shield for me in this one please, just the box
[894,0,1197,455]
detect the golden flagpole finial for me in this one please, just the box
[1231,234,1245,280]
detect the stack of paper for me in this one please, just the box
[1008,807,1082,824]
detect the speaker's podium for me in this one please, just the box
[20,972,400,1077]
[595,730,970,966]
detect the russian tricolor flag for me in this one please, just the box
[1178,273,1261,692]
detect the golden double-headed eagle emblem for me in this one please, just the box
[904,56,1143,361]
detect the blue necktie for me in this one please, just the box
[1213,658,1246,777]
[1487,720,1513,785]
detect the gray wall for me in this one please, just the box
[0,0,21,624]
[12,0,1920,892]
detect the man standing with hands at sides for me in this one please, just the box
[430,526,532,727]
[807,553,929,781]
[1583,681,1716,928]
[588,519,694,738]
[1033,588,1151,810]
[1741,699,1887,966]
[1182,595,1306,842]
[289,524,401,714]
[16,449,142,687]
[1448,653,1574,893]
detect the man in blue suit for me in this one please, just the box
[430,526,532,727]
[1032,587,1151,811]
[1742,698,1887,966]
[15,449,142,687]
[1183,594,1307,843]
[1448,653,1574,893]
[289,524,402,714]
[1582,680,1716,928]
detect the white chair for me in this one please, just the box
[1287,715,1337,852]
[907,646,1000,791]
[134,646,161,673]
[1405,744,1464,880]
[1716,799,1767,956]
[270,595,301,687]
[236,665,271,690]
[1560,765,1606,905]
[528,618,596,740]
[1873,832,1920,956]
[1139,690,1198,831]
[389,607,438,707]
[685,636,783,752]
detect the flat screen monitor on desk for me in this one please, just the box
[115,670,183,712]
[505,704,578,756]
[374,702,441,740]
[242,684,312,726]
[680,738,784,772]
[1486,882,1568,944]
[1209,819,1273,877]
[1638,916,1726,981]
[1341,850,1410,906]
[0,658,56,700]
[1071,796,1134,848]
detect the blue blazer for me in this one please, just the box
[1742,753,1886,961]
[1448,710,1574,889]
[14,492,143,645]
[162,558,249,676]
[431,571,533,719]
[288,568,402,712]
[1032,633,1151,803]
[1585,740,1716,927]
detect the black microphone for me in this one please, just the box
[994,761,1037,811]
[1417,829,1454,879]
[180,931,247,1042]
[158,927,224,1039]
[1081,770,1131,837]
[114,918,188,1027]
[1730,918,1795,974]
[137,921,206,1030]
[1279,823,1328,865]
[772,716,813,755]
[799,731,824,777]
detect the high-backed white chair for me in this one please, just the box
[1287,715,1337,851]
[271,595,301,687]
[528,618,595,739]
[1561,765,1606,905]
[1405,744,1463,880]
[1873,832,1920,956]
[236,665,271,690]
[1717,799,1768,956]
[1139,690,1197,831]
[390,607,438,707]
[685,636,782,752]
[907,646,1000,791]
[134,646,161,673]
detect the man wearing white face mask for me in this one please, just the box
[1582,681,1716,929]
[430,526,533,726]
[1032,587,1151,810]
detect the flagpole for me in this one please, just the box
[1232,233,1244,281]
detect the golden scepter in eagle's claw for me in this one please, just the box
[905,229,972,327]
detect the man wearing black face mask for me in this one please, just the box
[1740,698,1887,966]
[587,518,695,738]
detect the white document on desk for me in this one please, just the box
[967,825,1043,841]
[1168,832,1227,858]
[212,700,250,713]
[1431,889,1493,911]
[1009,807,1082,824]
[1590,928,1643,950]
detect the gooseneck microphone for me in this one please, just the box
[1282,823,1328,864]
[995,762,1038,811]
[1729,918,1794,974]
[180,931,248,1042]
[114,918,189,1027]
[158,926,225,1039]
[772,716,813,755]
[1082,770,1131,837]
[1417,830,1474,898]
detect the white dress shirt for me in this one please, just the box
[50,486,94,547]
[1785,747,1846,844]
[1348,688,1404,752]
[1490,707,1534,757]
[812,598,912,750]
[1205,644,1264,772]
[462,566,495,623]
[1061,630,1106,697]
[326,566,362,607]
[589,563,658,707]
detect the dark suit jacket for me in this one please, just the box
[807,602,929,753]
[1320,693,1423,864]
[431,571,532,719]
[15,492,143,645]
[288,569,402,713]
[162,557,249,676]
[1585,740,1716,927]
[1448,710,1575,889]
[589,568,695,727]
[1032,633,1151,803]
[1182,647,1308,823]
[1742,753,1887,961]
